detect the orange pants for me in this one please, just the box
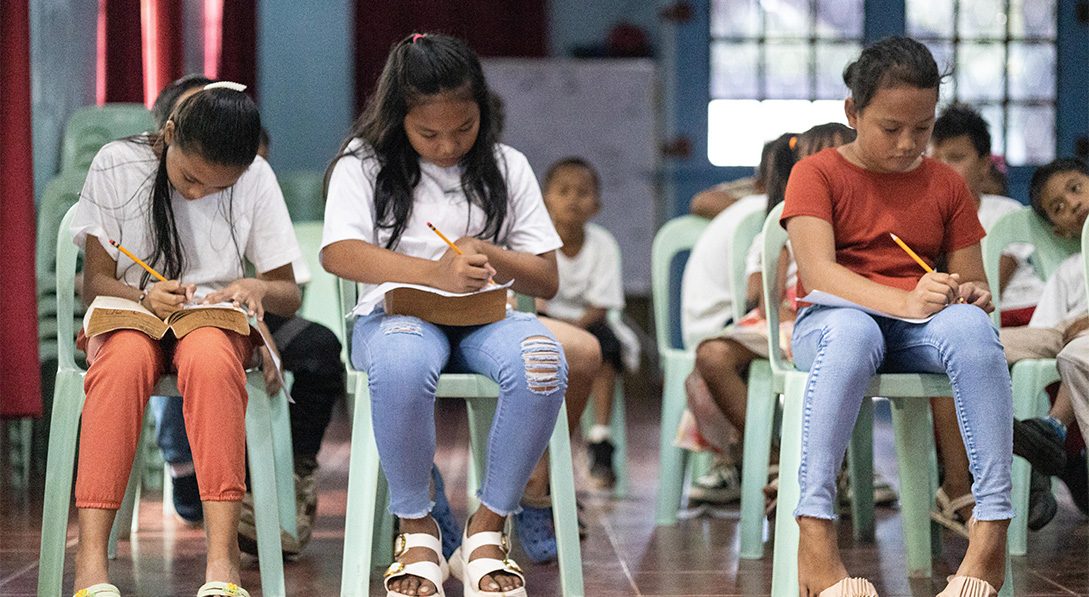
[75,327,254,509]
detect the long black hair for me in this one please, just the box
[328,33,507,250]
[139,87,260,287]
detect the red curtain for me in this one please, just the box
[142,0,184,106]
[354,1,548,112]
[0,0,42,418]
[98,0,144,104]
[218,0,258,99]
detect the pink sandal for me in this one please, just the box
[818,577,879,597]
[937,576,998,597]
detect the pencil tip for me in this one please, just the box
[889,233,899,240]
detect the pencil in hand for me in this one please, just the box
[109,239,168,282]
[889,233,966,303]
[426,222,495,285]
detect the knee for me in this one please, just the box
[520,335,567,398]
[821,309,883,355]
[176,328,244,376]
[88,331,158,382]
[1057,337,1089,376]
[695,338,745,375]
[560,328,601,381]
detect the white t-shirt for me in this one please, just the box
[680,194,765,348]
[744,232,797,291]
[322,140,563,315]
[977,194,1045,309]
[1029,253,1087,329]
[543,223,624,321]
[71,138,301,299]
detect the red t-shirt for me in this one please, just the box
[781,147,985,299]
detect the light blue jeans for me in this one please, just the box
[790,304,1014,521]
[351,309,567,518]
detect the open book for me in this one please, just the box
[799,290,936,324]
[355,280,515,326]
[83,295,252,340]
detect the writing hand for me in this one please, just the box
[904,271,960,318]
[145,279,195,318]
[434,238,496,293]
[956,281,994,313]
[202,279,268,320]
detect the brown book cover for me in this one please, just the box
[83,296,251,340]
[383,285,508,326]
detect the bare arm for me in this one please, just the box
[998,253,1017,293]
[83,235,192,316]
[321,237,498,295]
[787,216,962,319]
[467,239,559,299]
[689,189,738,219]
[945,242,994,312]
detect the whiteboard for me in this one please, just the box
[483,58,659,294]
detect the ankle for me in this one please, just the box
[400,514,438,536]
[468,507,506,535]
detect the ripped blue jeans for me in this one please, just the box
[351,308,567,518]
[790,304,1014,521]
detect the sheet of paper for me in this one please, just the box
[799,290,936,324]
[351,279,515,318]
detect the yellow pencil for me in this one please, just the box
[426,222,495,285]
[889,233,933,273]
[890,232,967,303]
[109,239,168,282]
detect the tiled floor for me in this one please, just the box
[3,387,1088,596]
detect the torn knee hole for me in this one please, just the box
[380,317,423,336]
[521,335,561,393]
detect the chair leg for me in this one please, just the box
[1007,362,1051,557]
[269,388,298,540]
[245,378,286,597]
[847,397,875,542]
[341,376,383,597]
[465,397,498,512]
[610,379,629,498]
[770,373,807,597]
[739,359,774,559]
[37,371,86,597]
[548,401,586,597]
[371,470,394,569]
[655,353,694,525]
[889,397,933,579]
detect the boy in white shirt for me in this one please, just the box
[1000,158,1089,521]
[538,157,638,489]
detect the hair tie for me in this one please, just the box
[203,81,247,92]
[412,33,424,43]
[788,136,798,150]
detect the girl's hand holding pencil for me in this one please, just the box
[890,233,993,316]
[109,239,194,317]
[428,222,498,293]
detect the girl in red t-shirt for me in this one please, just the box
[781,37,1012,597]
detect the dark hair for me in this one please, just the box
[328,33,506,250]
[151,74,214,128]
[138,88,261,287]
[932,104,991,157]
[765,133,799,213]
[543,157,600,197]
[796,122,856,158]
[1029,158,1089,223]
[843,36,944,113]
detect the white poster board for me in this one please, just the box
[483,58,658,294]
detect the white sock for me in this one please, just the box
[587,424,612,444]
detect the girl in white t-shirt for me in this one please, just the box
[321,33,566,597]
[69,85,301,597]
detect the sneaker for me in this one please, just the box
[1013,418,1067,476]
[237,471,317,558]
[1027,469,1057,531]
[172,473,203,525]
[1058,451,1088,517]
[587,439,616,489]
[688,462,742,505]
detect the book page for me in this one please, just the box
[799,290,936,324]
[83,295,168,339]
[352,279,515,318]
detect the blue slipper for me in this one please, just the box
[513,500,558,563]
[430,464,461,560]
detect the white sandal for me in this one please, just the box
[930,488,974,539]
[384,520,450,597]
[817,577,879,597]
[73,584,122,597]
[449,526,526,597]
[196,582,251,597]
[937,575,998,597]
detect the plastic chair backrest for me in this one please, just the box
[61,104,156,173]
[278,171,326,222]
[651,215,710,353]
[730,207,767,323]
[55,204,83,372]
[761,203,793,374]
[293,221,344,343]
[982,207,1080,325]
[37,172,88,292]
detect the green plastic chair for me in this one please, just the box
[981,206,1079,556]
[336,279,586,596]
[575,223,629,498]
[762,203,1012,596]
[278,171,326,222]
[60,104,156,173]
[293,220,346,343]
[38,204,292,597]
[36,172,89,364]
[651,214,710,525]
